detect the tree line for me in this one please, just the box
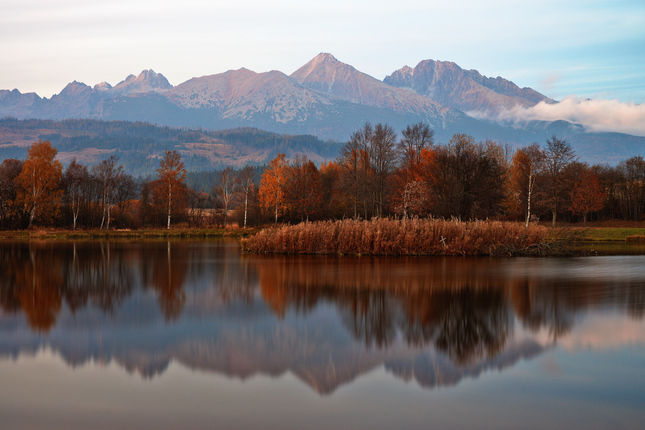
[0,141,199,230]
[1,122,644,230]
[254,122,644,226]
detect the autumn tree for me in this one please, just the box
[394,181,429,218]
[319,161,347,219]
[398,122,434,179]
[339,123,373,219]
[570,167,605,225]
[259,153,288,225]
[284,156,323,222]
[616,156,645,221]
[428,134,506,220]
[156,150,187,229]
[0,158,24,229]
[510,143,545,227]
[15,140,63,228]
[393,123,435,218]
[113,171,138,228]
[213,166,237,227]
[544,135,576,227]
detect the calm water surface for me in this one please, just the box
[0,240,644,430]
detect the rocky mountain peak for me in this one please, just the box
[59,81,94,96]
[385,59,553,114]
[111,69,173,95]
[290,53,347,85]
[93,82,113,91]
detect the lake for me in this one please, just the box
[1,239,644,429]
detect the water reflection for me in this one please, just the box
[0,241,644,394]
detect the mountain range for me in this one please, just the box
[1,53,643,164]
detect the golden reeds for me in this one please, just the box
[242,218,549,256]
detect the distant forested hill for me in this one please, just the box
[0,118,341,175]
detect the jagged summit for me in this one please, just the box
[385,59,553,114]
[111,69,173,95]
[94,82,113,91]
[5,54,627,150]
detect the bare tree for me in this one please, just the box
[370,123,398,217]
[429,134,506,220]
[235,166,255,228]
[91,156,122,230]
[398,122,434,169]
[544,135,576,227]
[213,166,237,227]
[62,159,89,230]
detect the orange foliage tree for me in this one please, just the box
[259,153,288,224]
[509,144,545,227]
[155,150,187,229]
[319,161,347,219]
[570,168,605,225]
[14,140,63,227]
[284,155,323,222]
[393,147,435,218]
[0,158,24,228]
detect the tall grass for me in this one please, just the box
[241,218,550,256]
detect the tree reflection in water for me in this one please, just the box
[1,242,644,374]
[140,241,188,321]
[0,241,137,332]
[251,255,645,365]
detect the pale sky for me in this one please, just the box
[1,0,644,104]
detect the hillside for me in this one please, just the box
[0,118,341,175]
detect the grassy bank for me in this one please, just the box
[0,227,260,240]
[578,228,645,242]
[241,218,563,257]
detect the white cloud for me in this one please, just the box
[475,96,645,137]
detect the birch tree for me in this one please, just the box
[15,140,63,228]
[511,143,545,227]
[156,150,187,229]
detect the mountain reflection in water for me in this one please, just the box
[0,240,644,394]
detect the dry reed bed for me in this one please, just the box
[242,218,550,256]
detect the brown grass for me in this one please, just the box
[241,218,552,257]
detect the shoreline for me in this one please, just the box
[1,224,644,257]
[0,228,260,240]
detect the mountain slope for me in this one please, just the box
[0,54,643,163]
[290,53,457,120]
[384,59,553,114]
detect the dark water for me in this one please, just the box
[1,240,644,430]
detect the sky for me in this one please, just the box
[1,0,644,134]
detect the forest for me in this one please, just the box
[0,121,644,231]
[0,118,341,175]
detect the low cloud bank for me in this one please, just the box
[470,96,645,137]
